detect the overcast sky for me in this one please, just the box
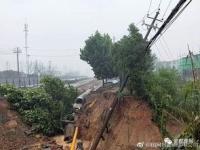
[0,0,199,76]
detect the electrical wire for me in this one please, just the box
[0,51,15,55]
[162,0,173,19]
[158,0,163,9]
[156,0,192,44]
[160,36,175,59]
[148,0,192,48]
[160,0,192,37]
[158,38,171,60]
[154,42,164,60]
[147,0,153,15]
[0,52,79,58]
[136,14,147,26]
[29,54,79,58]
[149,32,164,59]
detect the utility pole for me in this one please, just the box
[48,60,52,75]
[6,61,10,71]
[187,44,196,83]
[147,0,191,49]
[13,47,22,87]
[24,23,30,85]
[143,9,162,41]
[89,75,129,150]
[28,54,31,85]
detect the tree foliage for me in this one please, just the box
[145,68,200,140]
[80,31,116,81]
[145,69,181,136]
[112,24,154,96]
[40,75,65,101]
[0,76,77,135]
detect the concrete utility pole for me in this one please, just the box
[147,0,191,49]
[144,9,162,41]
[13,47,22,87]
[24,23,30,84]
[89,75,129,150]
[187,44,196,83]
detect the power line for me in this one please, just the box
[147,0,153,15]
[147,0,192,49]
[154,42,164,59]
[160,36,175,59]
[158,38,171,59]
[158,0,163,8]
[29,54,79,58]
[0,52,79,58]
[0,52,15,55]
[162,0,173,19]
[28,48,79,51]
[159,0,192,37]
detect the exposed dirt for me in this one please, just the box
[77,89,185,150]
[0,83,185,150]
[166,117,185,137]
[77,92,162,150]
[0,98,64,150]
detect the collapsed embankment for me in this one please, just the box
[0,98,64,150]
[77,88,184,150]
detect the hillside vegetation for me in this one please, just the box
[0,76,77,135]
[80,23,200,148]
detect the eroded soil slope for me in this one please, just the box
[0,98,63,150]
[78,90,163,150]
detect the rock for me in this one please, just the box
[35,134,41,138]
[5,120,18,129]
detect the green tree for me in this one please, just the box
[112,24,154,96]
[80,31,116,84]
[40,76,77,114]
[2,76,77,135]
[40,75,65,101]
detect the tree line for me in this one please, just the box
[80,23,200,144]
[80,23,154,96]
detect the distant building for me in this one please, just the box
[155,53,200,81]
[155,60,179,70]
[0,70,38,87]
[179,53,200,80]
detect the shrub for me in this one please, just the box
[145,69,181,136]
[40,75,65,101]
[1,76,77,136]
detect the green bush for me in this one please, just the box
[40,75,65,101]
[40,76,78,114]
[0,84,17,97]
[145,68,200,140]
[0,76,77,136]
[145,69,181,136]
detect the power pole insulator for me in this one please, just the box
[144,9,161,41]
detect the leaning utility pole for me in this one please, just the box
[13,47,22,87]
[144,9,162,41]
[187,45,196,83]
[89,75,129,150]
[147,0,192,49]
